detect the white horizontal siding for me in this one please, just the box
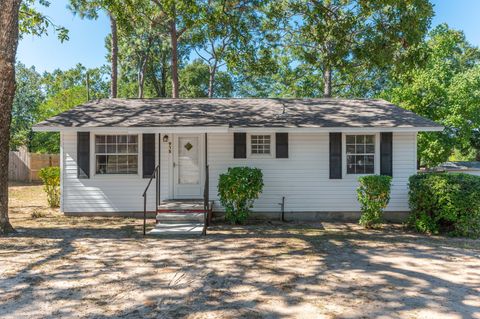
[61,131,417,213]
[389,132,416,210]
[207,132,416,212]
[62,131,157,213]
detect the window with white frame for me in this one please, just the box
[346,135,375,174]
[250,134,271,155]
[95,135,138,174]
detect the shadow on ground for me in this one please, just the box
[1,220,480,318]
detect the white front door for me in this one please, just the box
[173,135,203,199]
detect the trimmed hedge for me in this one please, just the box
[408,173,480,238]
[218,167,264,224]
[357,175,392,228]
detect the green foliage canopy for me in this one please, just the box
[11,64,45,150]
[408,173,480,238]
[180,60,233,98]
[19,0,69,42]
[11,63,109,153]
[30,86,91,153]
[382,24,480,166]
[270,0,434,97]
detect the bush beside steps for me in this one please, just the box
[217,167,264,224]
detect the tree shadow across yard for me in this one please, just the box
[160,224,480,318]
[0,221,479,318]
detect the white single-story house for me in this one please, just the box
[33,98,442,225]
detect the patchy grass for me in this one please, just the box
[1,183,480,318]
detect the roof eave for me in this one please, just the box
[230,126,443,132]
[32,125,444,133]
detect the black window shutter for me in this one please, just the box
[142,133,155,178]
[380,132,393,177]
[329,132,342,179]
[233,133,247,158]
[77,132,90,179]
[276,133,288,158]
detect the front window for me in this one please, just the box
[95,135,138,174]
[346,135,375,174]
[251,135,271,155]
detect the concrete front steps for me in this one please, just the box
[149,222,205,236]
[156,212,204,223]
[149,212,205,236]
[147,199,211,236]
[148,211,205,236]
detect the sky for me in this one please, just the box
[17,0,480,73]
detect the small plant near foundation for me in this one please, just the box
[31,210,46,218]
[218,167,264,224]
[38,167,61,208]
[357,175,392,228]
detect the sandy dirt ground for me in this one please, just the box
[1,183,480,319]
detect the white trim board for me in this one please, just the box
[341,132,381,178]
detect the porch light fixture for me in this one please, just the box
[163,135,169,142]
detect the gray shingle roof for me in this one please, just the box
[33,98,442,129]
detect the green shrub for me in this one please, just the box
[357,175,392,228]
[408,173,480,238]
[217,167,264,224]
[38,166,61,208]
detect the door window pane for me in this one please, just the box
[178,137,200,184]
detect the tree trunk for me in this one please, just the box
[170,19,179,98]
[160,53,168,97]
[138,53,149,98]
[137,66,145,99]
[149,65,162,97]
[86,71,90,101]
[208,63,217,99]
[323,66,332,98]
[149,57,167,98]
[0,0,21,235]
[108,12,118,98]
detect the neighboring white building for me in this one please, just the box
[435,161,480,176]
[33,98,442,222]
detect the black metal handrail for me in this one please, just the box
[142,165,160,235]
[202,165,210,235]
[202,133,209,235]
